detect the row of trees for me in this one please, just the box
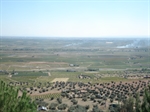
[0,80,37,112]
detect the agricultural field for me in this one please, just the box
[0,37,150,111]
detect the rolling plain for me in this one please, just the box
[0,37,150,111]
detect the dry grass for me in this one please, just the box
[51,78,69,82]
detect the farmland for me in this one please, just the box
[0,37,150,111]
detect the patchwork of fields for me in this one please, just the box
[0,37,150,111]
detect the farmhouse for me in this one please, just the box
[143,76,150,79]
[69,64,74,67]
[78,74,91,79]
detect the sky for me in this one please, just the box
[0,0,150,38]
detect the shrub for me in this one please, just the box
[0,81,36,112]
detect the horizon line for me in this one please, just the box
[0,36,149,38]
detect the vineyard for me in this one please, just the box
[30,93,61,100]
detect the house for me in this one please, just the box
[143,76,150,79]
[78,75,91,79]
[69,64,74,67]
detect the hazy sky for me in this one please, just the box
[0,0,150,38]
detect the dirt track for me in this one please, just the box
[30,91,61,96]
[51,78,69,82]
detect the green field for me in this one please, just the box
[0,37,149,84]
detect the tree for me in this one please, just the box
[49,103,58,110]
[135,93,141,112]
[71,99,78,105]
[120,85,150,112]
[129,86,150,112]
[68,105,87,112]
[120,96,134,112]
[57,98,62,104]
[82,97,87,101]
[57,104,67,110]
[92,105,103,112]
[0,80,37,112]
[85,105,89,110]
[141,86,150,112]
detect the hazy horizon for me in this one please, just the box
[0,0,150,38]
[0,36,149,40]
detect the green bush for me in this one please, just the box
[0,80,37,112]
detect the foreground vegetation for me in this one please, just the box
[1,79,150,112]
[0,80,36,112]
